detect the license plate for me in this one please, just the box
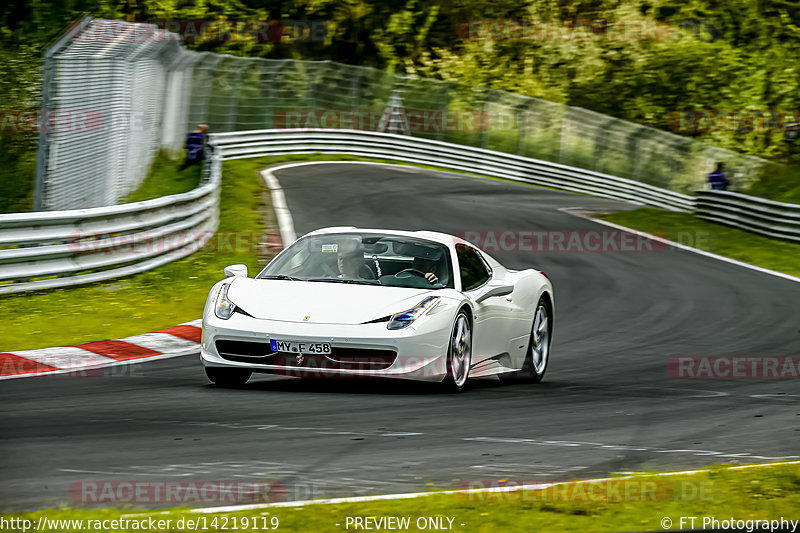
[270,339,331,355]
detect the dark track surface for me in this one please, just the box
[2,163,799,511]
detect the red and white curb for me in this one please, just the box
[0,319,202,380]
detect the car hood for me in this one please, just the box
[226,277,438,324]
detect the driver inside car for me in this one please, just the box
[411,256,439,285]
[336,237,440,285]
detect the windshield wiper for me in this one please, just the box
[260,275,302,281]
[307,278,380,285]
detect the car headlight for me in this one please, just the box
[387,296,440,330]
[214,283,237,320]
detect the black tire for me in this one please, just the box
[205,367,252,387]
[501,297,552,384]
[442,310,472,392]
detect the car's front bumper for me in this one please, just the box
[201,310,454,382]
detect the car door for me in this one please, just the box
[456,244,515,365]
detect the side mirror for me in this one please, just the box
[475,284,514,303]
[223,264,248,278]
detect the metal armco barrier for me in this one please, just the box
[0,161,220,295]
[4,130,796,295]
[695,190,800,242]
[209,129,695,212]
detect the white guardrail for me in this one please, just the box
[4,129,794,294]
[0,161,220,295]
[695,190,800,242]
[210,129,695,211]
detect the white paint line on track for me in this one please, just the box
[187,460,800,514]
[561,207,800,285]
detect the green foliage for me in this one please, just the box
[746,164,800,204]
[3,0,800,209]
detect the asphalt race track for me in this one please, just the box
[2,163,799,511]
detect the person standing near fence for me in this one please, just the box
[707,162,729,190]
[181,124,208,169]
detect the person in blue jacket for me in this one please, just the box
[707,162,729,190]
[182,124,208,169]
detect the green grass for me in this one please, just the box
[598,208,800,277]
[1,462,798,532]
[122,151,202,203]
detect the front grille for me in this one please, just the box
[216,340,273,360]
[216,340,397,371]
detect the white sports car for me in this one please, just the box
[200,228,554,391]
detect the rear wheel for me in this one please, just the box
[500,298,551,384]
[522,300,551,383]
[205,367,252,387]
[443,310,472,392]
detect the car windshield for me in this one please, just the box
[258,232,454,289]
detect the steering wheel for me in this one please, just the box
[395,268,428,279]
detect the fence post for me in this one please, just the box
[378,76,411,135]
[481,90,499,149]
[515,101,532,157]
[189,53,224,129]
[261,59,286,129]
[437,83,452,142]
[559,108,570,165]
[222,58,252,132]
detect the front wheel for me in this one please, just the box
[443,310,472,392]
[205,367,252,388]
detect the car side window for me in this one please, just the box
[456,244,491,291]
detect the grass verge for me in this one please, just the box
[598,208,800,278]
[1,462,798,532]
[122,152,202,203]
